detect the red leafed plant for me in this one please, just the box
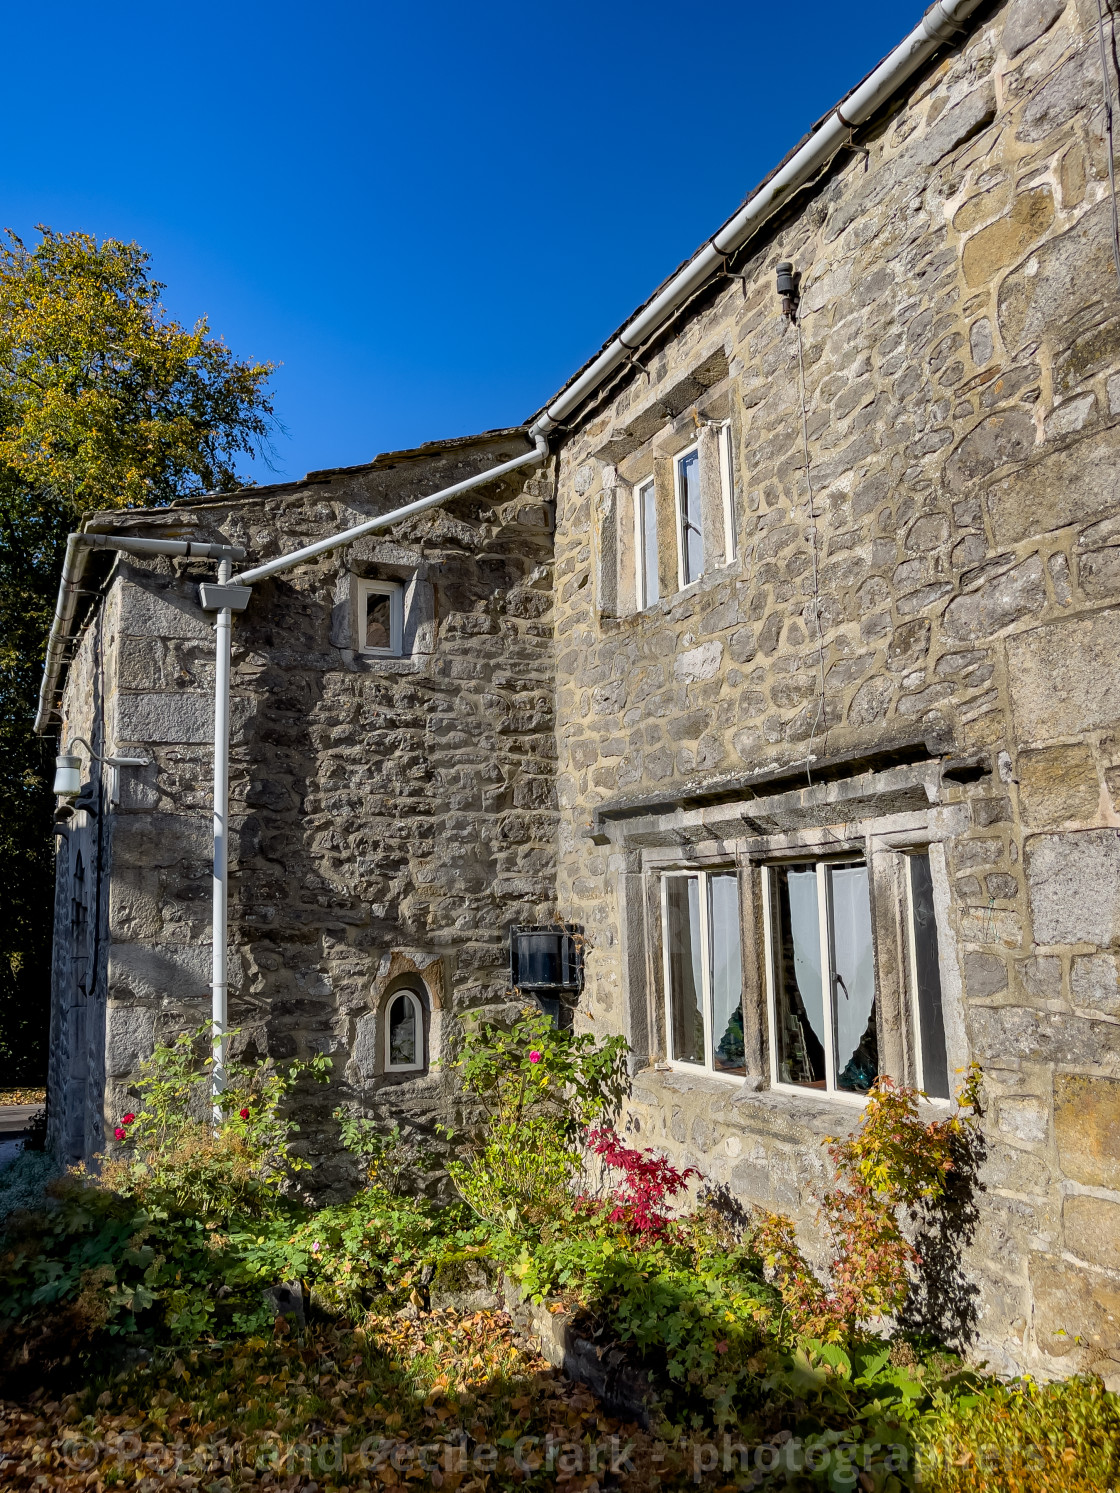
[585,1126,698,1240]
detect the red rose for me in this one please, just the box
[121,1113,135,1124]
[239,1108,249,1119]
[114,1127,126,1140]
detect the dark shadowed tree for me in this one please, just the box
[0,226,276,1084]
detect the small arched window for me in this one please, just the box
[385,988,425,1072]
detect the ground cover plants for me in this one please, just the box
[0,1013,1117,1490]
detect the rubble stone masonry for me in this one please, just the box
[46,0,1120,1384]
[48,431,557,1188]
[551,0,1120,1380]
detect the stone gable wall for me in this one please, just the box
[53,434,558,1189]
[550,0,1120,1378]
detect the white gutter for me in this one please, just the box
[35,532,246,735]
[529,0,985,436]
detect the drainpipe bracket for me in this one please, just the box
[199,583,253,612]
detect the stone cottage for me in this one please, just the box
[40,0,1120,1380]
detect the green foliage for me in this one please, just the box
[449,1115,575,1232]
[0,227,275,510]
[0,1148,58,1225]
[0,227,277,1084]
[453,1007,629,1132]
[107,1025,331,1218]
[446,1008,629,1232]
[915,1372,1120,1492]
[754,1071,983,1343]
[515,1205,776,1426]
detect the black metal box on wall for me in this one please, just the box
[509,925,583,994]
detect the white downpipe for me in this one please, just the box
[530,0,985,435]
[232,429,549,586]
[211,558,233,1116]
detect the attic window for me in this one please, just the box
[358,579,404,657]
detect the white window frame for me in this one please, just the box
[660,867,744,1084]
[761,857,872,1108]
[357,578,404,657]
[384,987,425,1073]
[634,476,658,610]
[674,443,704,590]
[718,420,737,564]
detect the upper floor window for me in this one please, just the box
[673,422,736,590]
[676,447,704,587]
[358,579,404,657]
[662,869,745,1077]
[635,477,659,609]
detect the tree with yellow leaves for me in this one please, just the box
[0,225,276,1084]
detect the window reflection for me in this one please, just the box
[388,992,419,1068]
[772,866,827,1088]
[710,873,745,1074]
[829,864,877,1094]
[666,875,704,1065]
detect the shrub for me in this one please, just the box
[0,1148,58,1225]
[754,1071,982,1344]
[915,1373,1120,1492]
[105,1024,330,1218]
[585,1125,698,1238]
[446,1008,628,1230]
[515,1200,776,1426]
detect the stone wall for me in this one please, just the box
[549,0,1120,1379]
[52,430,558,1188]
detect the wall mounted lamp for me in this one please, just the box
[52,735,151,798]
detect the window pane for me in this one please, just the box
[910,852,949,1100]
[678,450,704,583]
[772,867,826,1087]
[388,993,418,1067]
[366,590,391,650]
[641,481,659,606]
[709,873,745,1074]
[830,864,878,1094]
[666,876,704,1065]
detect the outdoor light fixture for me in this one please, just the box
[776,260,799,319]
[509,925,583,993]
[52,735,150,799]
[51,754,83,797]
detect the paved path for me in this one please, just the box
[0,1105,42,1136]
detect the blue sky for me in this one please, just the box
[4,1,916,482]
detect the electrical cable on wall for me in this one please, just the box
[1097,0,1120,282]
[792,303,827,788]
